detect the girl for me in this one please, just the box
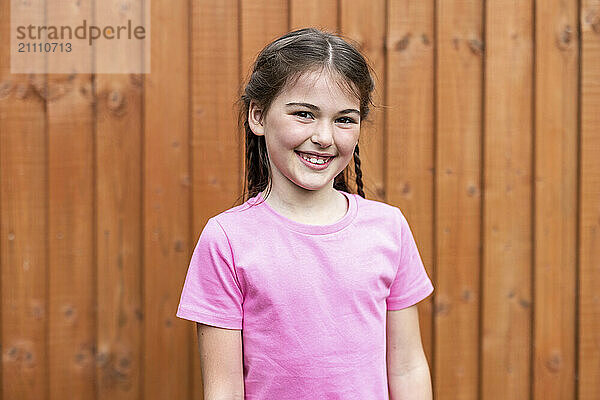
[176,27,434,399]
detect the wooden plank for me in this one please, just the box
[533,0,578,398]
[240,0,288,195]
[385,0,435,377]
[143,0,191,398]
[481,1,533,398]
[47,70,96,399]
[189,0,240,397]
[434,0,483,398]
[0,0,47,398]
[340,0,386,200]
[290,0,338,32]
[95,76,143,398]
[240,0,289,80]
[94,0,145,398]
[578,1,600,398]
[45,0,96,397]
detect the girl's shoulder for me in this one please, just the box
[205,195,265,230]
[353,193,403,219]
[207,194,261,219]
[357,195,421,236]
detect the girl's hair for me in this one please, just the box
[234,27,376,206]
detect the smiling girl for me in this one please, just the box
[176,27,434,399]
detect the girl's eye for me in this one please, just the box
[293,111,357,125]
[337,116,357,124]
[294,111,314,119]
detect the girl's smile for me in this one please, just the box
[295,150,335,170]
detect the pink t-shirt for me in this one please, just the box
[176,190,434,399]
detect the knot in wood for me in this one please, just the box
[556,25,573,51]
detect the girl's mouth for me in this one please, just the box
[295,151,334,170]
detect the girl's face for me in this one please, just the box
[248,69,361,196]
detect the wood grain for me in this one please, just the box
[385,0,436,381]
[482,1,533,398]
[143,0,191,398]
[534,0,578,398]
[46,0,96,397]
[94,0,145,398]
[435,0,483,398]
[578,0,600,399]
[1,0,47,398]
[290,0,338,32]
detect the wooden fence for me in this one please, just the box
[1,0,599,399]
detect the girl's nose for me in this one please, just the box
[311,123,335,147]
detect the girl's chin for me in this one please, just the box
[291,174,339,190]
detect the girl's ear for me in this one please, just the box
[248,100,265,136]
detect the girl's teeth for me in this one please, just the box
[301,154,327,164]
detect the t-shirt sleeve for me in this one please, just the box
[176,217,244,329]
[386,208,434,310]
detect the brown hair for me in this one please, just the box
[234,27,376,206]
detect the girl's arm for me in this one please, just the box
[196,322,245,400]
[386,305,433,400]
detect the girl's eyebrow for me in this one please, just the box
[285,102,360,116]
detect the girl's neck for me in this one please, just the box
[260,187,348,226]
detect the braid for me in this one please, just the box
[244,121,269,202]
[333,169,349,192]
[353,144,365,198]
